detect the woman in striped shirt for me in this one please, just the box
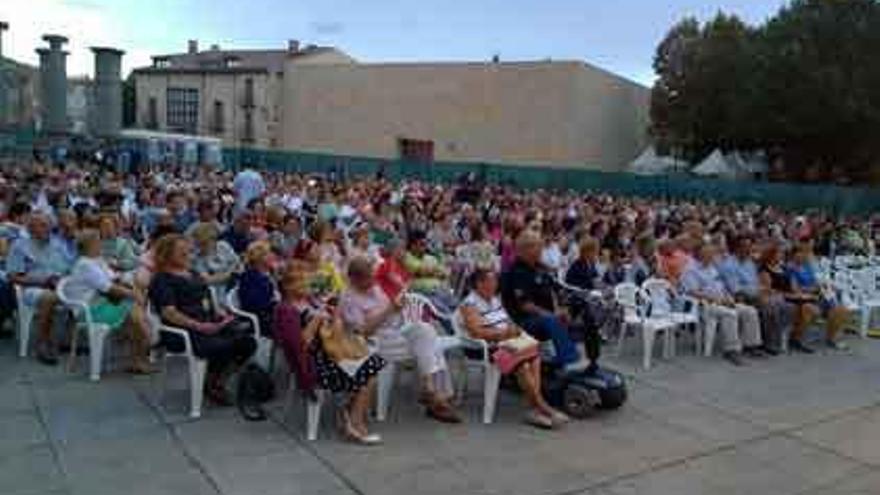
[458,269,569,429]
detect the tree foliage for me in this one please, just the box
[651,0,880,183]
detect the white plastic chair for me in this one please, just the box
[282,377,326,441]
[375,292,463,422]
[14,285,35,358]
[225,286,275,369]
[55,278,114,381]
[147,305,207,419]
[613,283,677,370]
[641,278,703,355]
[848,268,880,337]
[449,311,502,424]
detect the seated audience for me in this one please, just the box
[341,257,461,423]
[148,234,256,405]
[67,229,153,373]
[680,242,764,366]
[190,222,242,291]
[459,268,569,429]
[7,213,72,364]
[274,266,385,444]
[238,241,278,337]
[787,242,851,350]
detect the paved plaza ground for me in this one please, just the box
[3,329,880,495]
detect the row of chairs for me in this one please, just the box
[613,279,702,370]
[21,279,504,440]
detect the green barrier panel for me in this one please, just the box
[221,147,880,215]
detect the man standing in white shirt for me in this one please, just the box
[232,168,265,214]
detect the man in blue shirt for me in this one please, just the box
[719,236,792,354]
[681,242,763,365]
[7,213,73,365]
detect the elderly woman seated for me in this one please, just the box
[458,268,569,429]
[273,266,385,445]
[190,222,243,291]
[148,234,256,405]
[67,229,154,373]
[238,241,278,337]
[340,256,461,423]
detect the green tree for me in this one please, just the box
[651,0,880,183]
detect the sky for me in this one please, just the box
[0,0,786,85]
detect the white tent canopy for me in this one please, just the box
[692,149,741,179]
[628,146,688,175]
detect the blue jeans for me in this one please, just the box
[520,314,580,367]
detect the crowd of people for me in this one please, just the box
[0,162,877,444]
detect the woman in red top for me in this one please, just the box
[374,237,410,299]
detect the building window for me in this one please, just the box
[166,87,199,133]
[243,78,255,107]
[243,110,255,143]
[147,97,158,129]
[399,138,434,164]
[212,100,224,134]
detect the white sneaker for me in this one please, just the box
[547,409,571,426]
[524,410,554,430]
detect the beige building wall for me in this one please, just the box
[132,48,355,148]
[280,61,649,170]
[134,71,274,148]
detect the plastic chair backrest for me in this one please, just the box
[56,277,93,327]
[642,278,674,316]
[226,286,241,309]
[401,292,441,325]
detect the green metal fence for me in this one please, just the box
[0,128,35,160]
[223,148,880,215]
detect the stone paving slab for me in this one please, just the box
[2,332,880,495]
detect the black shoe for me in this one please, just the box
[789,340,815,354]
[761,346,780,356]
[743,346,768,359]
[722,351,745,366]
[36,344,59,366]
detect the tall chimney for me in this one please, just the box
[39,34,69,135]
[187,39,198,54]
[0,22,8,58]
[287,39,300,53]
[91,47,124,137]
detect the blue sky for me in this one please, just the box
[2,0,785,84]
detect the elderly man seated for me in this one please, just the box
[6,213,73,364]
[501,230,594,371]
[718,235,792,355]
[681,241,764,366]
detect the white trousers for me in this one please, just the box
[704,303,762,353]
[378,321,453,397]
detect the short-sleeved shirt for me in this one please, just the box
[565,259,600,291]
[6,235,72,283]
[375,257,411,300]
[500,258,556,323]
[787,263,818,290]
[66,257,115,304]
[219,228,253,255]
[403,252,447,292]
[718,255,760,297]
[148,271,214,324]
[459,292,511,337]
[192,241,241,278]
[101,237,139,272]
[680,261,728,300]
